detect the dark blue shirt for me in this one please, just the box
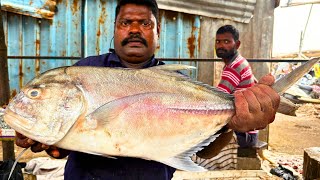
[64,50,175,180]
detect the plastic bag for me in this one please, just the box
[0,160,23,180]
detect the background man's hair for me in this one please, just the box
[115,0,159,23]
[216,25,239,41]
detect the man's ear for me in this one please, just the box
[236,40,241,49]
[157,23,161,38]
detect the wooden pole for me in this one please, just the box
[303,147,320,180]
[0,2,15,161]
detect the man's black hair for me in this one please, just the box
[115,0,159,23]
[216,25,239,41]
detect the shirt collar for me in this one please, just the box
[107,49,159,68]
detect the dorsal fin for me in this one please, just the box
[150,64,196,71]
[148,64,234,100]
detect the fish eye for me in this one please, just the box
[27,89,41,98]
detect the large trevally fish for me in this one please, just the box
[3,57,319,172]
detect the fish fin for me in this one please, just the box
[88,152,117,159]
[85,92,169,125]
[148,65,234,99]
[272,57,319,93]
[161,133,221,172]
[150,64,196,71]
[190,80,234,99]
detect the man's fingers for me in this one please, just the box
[30,142,49,152]
[257,74,275,86]
[15,132,33,148]
[229,91,251,131]
[249,85,273,113]
[241,88,261,113]
[15,136,32,148]
[258,84,280,110]
[45,147,70,159]
[15,132,26,139]
[47,149,61,158]
[27,138,35,145]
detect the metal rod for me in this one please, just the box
[7,56,309,62]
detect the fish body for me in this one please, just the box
[4,65,234,171]
[3,57,319,171]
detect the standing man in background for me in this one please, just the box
[215,25,258,148]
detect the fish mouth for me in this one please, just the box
[3,109,35,131]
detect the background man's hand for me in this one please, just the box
[228,74,280,132]
[15,132,70,159]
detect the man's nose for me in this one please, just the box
[215,43,223,49]
[129,22,141,34]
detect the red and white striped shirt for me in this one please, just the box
[217,54,256,94]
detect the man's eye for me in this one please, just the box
[216,40,220,44]
[120,20,130,26]
[224,40,229,44]
[142,21,151,27]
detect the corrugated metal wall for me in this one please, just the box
[2,0,275,98]
[157,0,257,23]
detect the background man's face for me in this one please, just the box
[114,4,159,64]
[215,32,239,60]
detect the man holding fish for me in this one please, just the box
[14,0,280,179]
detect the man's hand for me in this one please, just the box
[228,74,280,132]
[15,132,70,159]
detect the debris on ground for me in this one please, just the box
[260,150,303,180]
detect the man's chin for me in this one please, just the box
[216,53,225,58]
[124,48,147,57]
[123,52,148,63]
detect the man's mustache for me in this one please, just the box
[216,48,227,53]
[121,34,148,47]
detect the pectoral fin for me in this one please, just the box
[161,133,221,172]
[196,129,234,159]
[85,92,174,125]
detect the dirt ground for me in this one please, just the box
[263,103,320,176]
[269,103,320,155]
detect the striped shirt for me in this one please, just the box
[217,53,256,94]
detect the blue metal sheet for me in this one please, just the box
[84,0,117,56]
[4,0,201,95]
[1,0,56,19]
[39,0,81,73]
[157,11,199,78]
[39,18,55,74]
[7,13,22,96]
[22,16,37,84]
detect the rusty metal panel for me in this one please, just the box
[1,0,56,19]
[3,0,274,98]
[157,10,200,78]
[4,0,82,96]
[84,0,117,57]
[157,0,257,23]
